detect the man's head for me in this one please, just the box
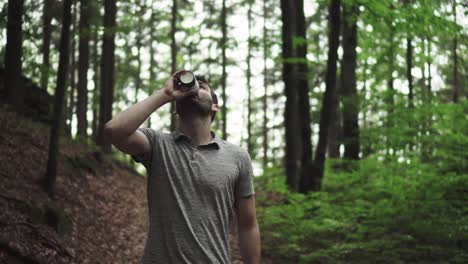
[175,75,219,123]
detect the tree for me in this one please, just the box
[262,0,269,169]
[97,0,117,153]
[296,0,313,193]
[40,0,53,91]
[452,0,459,103]
[404,0,414,108]
[77,0,91,138]
[91,0,100,141]
[220,0,228,140]
[4,0,24,111]
[42,0,73,198]
[341,3,360,161]
[280,0,300,190]
[246,0,253,155]
[311,0,340,191]
[169,0,177,131]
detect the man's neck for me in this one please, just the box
[178,115,213,146]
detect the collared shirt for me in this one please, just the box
[132,128,255,264]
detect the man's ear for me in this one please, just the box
[211,103,219,113]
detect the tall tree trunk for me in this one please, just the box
[77,0,91,138]
[40,0,53,91]
[296,0,313,194]
[386,15,395,159]
[65,1,77,138]
[280,0,300,191]
[328,79,341,158]
[4,0,24,111]
[169,0,177,131]
[97,0,117,153]
[148,4,156,128]
[427,37,432,101]
[91,1,100,142]
[262,0,269,169]
[341,4,359,161]
[452,0,459,103]
[134,0,143,105]
[310,0,340,191]
[221,0,228,140]
[42,0,73,199]
[246,0,253,155]
[406,36,414,108]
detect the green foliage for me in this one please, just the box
[257,101,468,262]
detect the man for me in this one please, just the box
[103,70,261,264]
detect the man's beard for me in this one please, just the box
[176,96,212,119]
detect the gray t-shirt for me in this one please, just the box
[132,128,255,264]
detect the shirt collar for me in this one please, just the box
[172,130,221,149]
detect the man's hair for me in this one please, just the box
[196,75,218,123]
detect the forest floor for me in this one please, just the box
[0,106,271,264]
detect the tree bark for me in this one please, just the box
[406,36,414,108]
[43,0,73,199]
[65,1,77,139]
[246,0,253,156]
[170,0,177,131]
[97,0,117,153]
[328,79,341,158]
[4,0,24,111]
[296,0,313,194]
[40,0,53,91]
[341,4,359,161]
[280,0,300,191]
[221,0,228,140]
[91,1,100,142]
[452,0,459,103]
[262,0,269,169]
[77,0,91,138]
[310,0,340,191]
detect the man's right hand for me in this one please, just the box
[163,70,198,101]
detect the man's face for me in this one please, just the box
[176,80,218,119]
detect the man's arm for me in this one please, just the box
[104,70,195,156]
[103,89,171,156]
[236,194,261,264]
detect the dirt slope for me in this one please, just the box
[0,107,253,264]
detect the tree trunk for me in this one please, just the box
[427,37,432,101]
[385,14,395,159]
[280,0,300,191]
[42,0,73,199]
[221,0,228,140]
[262,0,269,169]
[452,0,459,103]
[170,0,177,131]
[4,0,24,111]
[40,0,53,91]
[246,0,253,156]
[91,1,100,142]
[310,0,340,191]
[296,0,313,194]
[97,0,117,153]
[148,5,156,128]
[77,0,91,138]
[65,1,77,139]
[406,36,414,108]
[328,79,341,158]
[92,5,100,142]
[134,0,144,105]
[341,4,359,161]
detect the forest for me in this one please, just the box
[0,0,467,263]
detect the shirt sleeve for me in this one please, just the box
[235,150,255,198]
[131,127,157,169]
